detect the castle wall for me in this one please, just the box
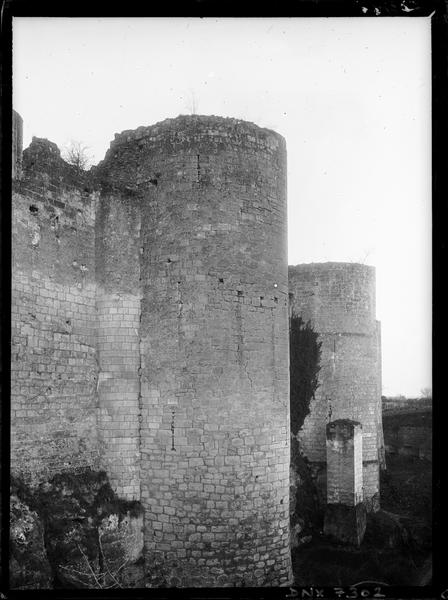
[11,115,293,587]
[95,193,142,500]
[97,116,292,586]
[375,320,386,468]
[12,110,23,179]
[11,140,100,484]
[289,263,382,510]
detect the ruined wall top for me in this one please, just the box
[289,261,375,276]
[107,114,286,153]
[20,136,91,191]
[93,113,287,200]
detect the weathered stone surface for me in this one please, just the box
[322,420,367,546]
[13,110,23,179]
[10,493,53,589]
[95,115,292,586]
[289,263,383,509]
[98,511,145,587]
[323,502,367,546]
[11,144,99,485]
[11,114,293,587]
[326,419,363,507]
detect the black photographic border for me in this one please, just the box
[1,1,445,598]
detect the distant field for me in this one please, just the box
[382,397,432,413]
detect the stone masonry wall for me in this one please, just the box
[95,115,292,586]
[289,263,382,510]
[12,113,388,585]
[12,115,293,587]
[95,193,142,501]
[324,419,367,547]
[375,321,386,469]
[11,138,100,484]
[326,420,363,507]
[13,110,23,179]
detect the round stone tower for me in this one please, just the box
[289,262,383,511]
[97,116,292,586]
[12,109,23,179]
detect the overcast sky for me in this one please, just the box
[12,17,432,397]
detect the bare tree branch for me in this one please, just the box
[62,140,92,172]
[57,531,136,589]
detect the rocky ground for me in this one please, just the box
[10,469,145,589]
[10,451,432,589]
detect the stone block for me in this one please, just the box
[326,419,363,507]
[323,502,367,546]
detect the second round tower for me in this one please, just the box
[289,262,383,511]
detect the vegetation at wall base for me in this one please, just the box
[289,314,321,436]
